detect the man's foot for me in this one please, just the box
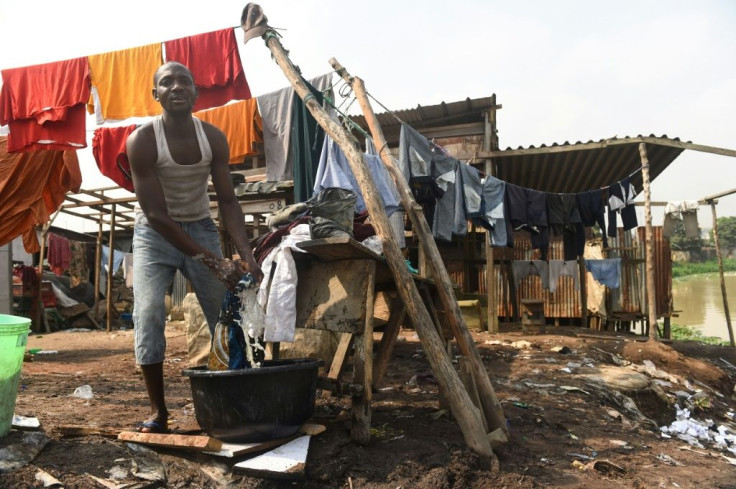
[135,419,170,434]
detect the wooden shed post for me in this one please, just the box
[484,99,499,333]
[105,204,117,332]
[94,218,103,320]
[709,200,735,347]
[260,33,495,460]
[638,143,658,340]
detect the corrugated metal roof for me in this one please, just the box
[349,96,686,193]
[351,96,495,130]
[490,135,686,194]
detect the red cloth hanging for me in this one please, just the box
[47,233,72,275]
[164,28,251,112]
[92,125,137,192]
[0,57,90,152]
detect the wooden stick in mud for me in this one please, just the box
[259,27,494,460]
[105,203,116,332]
[329,57,508,437]
[638,144,658,340]
[708,200,735,347]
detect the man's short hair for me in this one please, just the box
[153,61,193,86]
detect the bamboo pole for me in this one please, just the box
[638,143,658,340]
[106,204,117,332]
[93,218,103,320]
[709,201,735,347]
[259,30,494,460]
[329,58,508,437]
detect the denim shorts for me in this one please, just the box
[132,213,226,365]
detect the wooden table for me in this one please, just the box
[284,235,429,445]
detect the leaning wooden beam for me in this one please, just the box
[703,186,736,203]
[260,28,494,460]
[105,204,117,332]
[638,144,658,340]
[330,58,508,437]
[708,200,735,347]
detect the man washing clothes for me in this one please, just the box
[127,61,263,433]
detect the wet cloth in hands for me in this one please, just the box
[209,273,264,370]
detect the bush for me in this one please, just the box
[670,323,729,346]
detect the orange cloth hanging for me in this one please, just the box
[87,43,163,121]
[0,57,90,152]
[164,28,251,112]
[194,99,262,164]
[0,136,82,253]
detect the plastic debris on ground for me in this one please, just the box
[660,405,736,456]
[71,385,93,399]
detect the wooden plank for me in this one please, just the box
[351,262,375,445]
[295,260,374,334]
[372,299,406,389]
[297,236,383,262]
[204,424,325,458]
[117,432,223,452]
[327,333,353,379]
[233,435,310,480]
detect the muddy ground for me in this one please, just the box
[2,322,736,488]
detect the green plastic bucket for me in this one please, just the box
[0,314,30,438]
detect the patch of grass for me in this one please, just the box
[672,259,736,278]
[669,323,729,346]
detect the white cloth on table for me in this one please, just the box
[257,224,311,342]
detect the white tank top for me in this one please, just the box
[153,116,212,222]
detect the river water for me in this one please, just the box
[671,273,736,341]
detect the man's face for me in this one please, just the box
[153,64,197,113]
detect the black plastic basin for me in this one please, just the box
[182,358,323,442]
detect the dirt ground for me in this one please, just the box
[3,321,736,489]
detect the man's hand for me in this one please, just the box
[240,255,264,285]
[210,257,247,291]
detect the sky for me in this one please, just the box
[1,0,734,234]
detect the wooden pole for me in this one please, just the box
[106,204,117,332]
[329,58,508,437]
[260,31,494,460]
[37,229,49,332]
[638,143,658,340]
[93,218,103,320]
[484,102,498,334]
[709,201,735,347]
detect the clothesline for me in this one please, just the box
[326,77,647,200]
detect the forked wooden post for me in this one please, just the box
[638,143,658,340]
[709,200,736,347]
[258,26,495,460]
[329,57,508,437]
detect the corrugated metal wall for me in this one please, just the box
[445,226,671,320]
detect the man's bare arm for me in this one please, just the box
[206,123,264,283]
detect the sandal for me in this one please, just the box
[135,420,170,434]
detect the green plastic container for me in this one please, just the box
[0,314,30,438]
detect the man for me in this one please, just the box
[127,61,263,433]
